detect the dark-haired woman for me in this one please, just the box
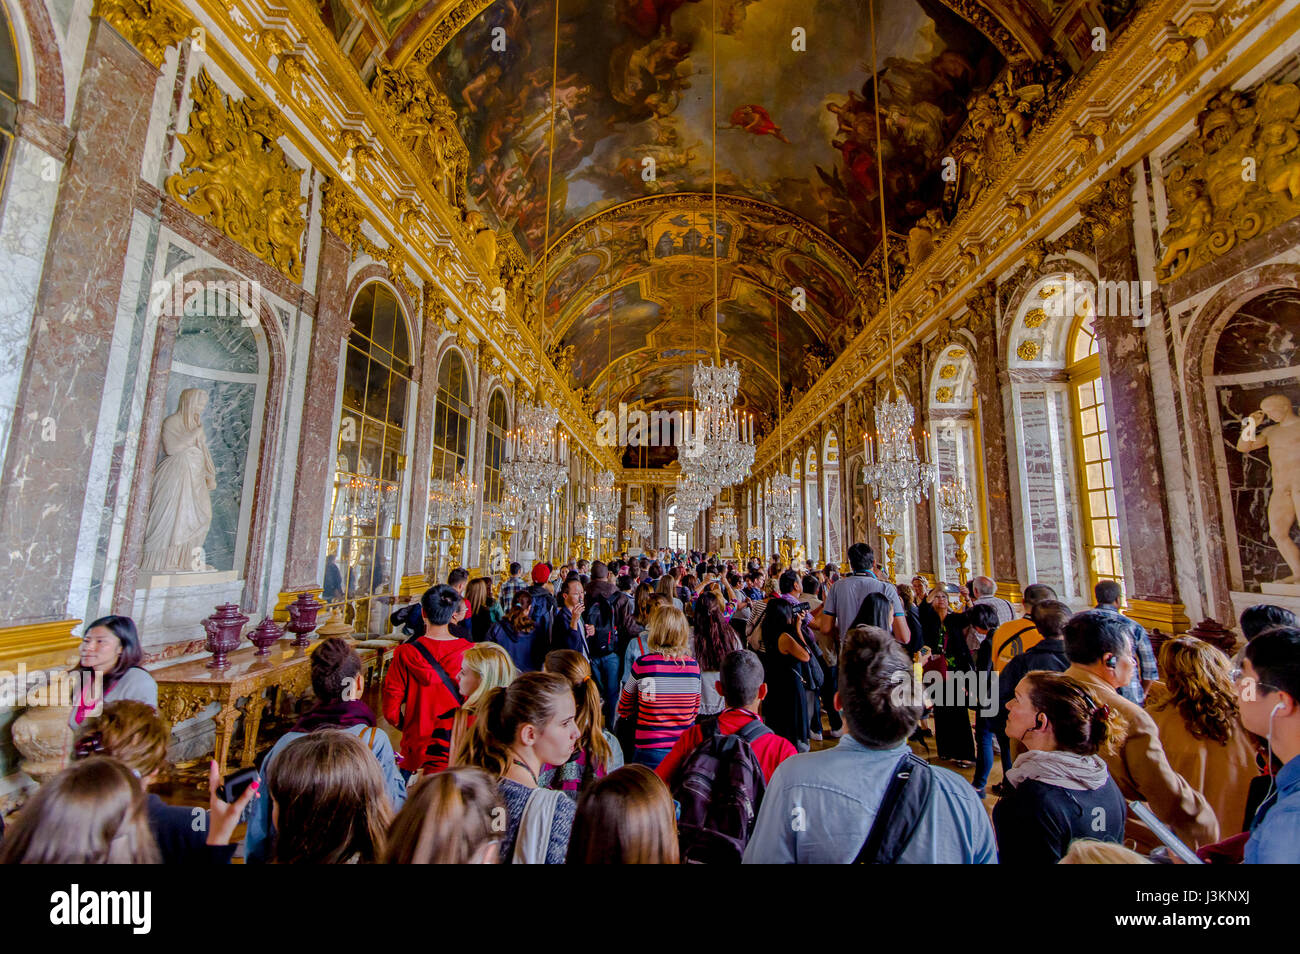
[462,672,582,863]
[758,598,812,752]
[246,636,405,862]
[70,616,157,729]
[993,671,1127,863]
[693,591,741,718]
[488,590,544,673]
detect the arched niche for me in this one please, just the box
[1203,288,1300,597]
[823,430,843,565]
[805,445,820,564]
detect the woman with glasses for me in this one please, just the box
[69,615,157,729]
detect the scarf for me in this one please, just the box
[291,699,376,733]
[1005,748,1111,792]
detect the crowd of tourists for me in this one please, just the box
[2,542,1297,865]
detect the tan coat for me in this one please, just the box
[1144,681,1259,837]
[1065,665,1220,851]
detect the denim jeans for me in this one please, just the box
[973,715,1013,790]
[589,651,621,729]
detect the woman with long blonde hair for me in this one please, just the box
[1147,636,1258,836]
[616,605,700,769]
[540,649,624,797]
[449,642,518,766]
[566,765,679,864]
[384,766,504,864]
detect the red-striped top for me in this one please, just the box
[617,653,701,752]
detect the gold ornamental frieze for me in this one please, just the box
[93,0,194,69]
[1158,79,1300,283]
[165,68,307,281]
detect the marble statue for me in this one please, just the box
[142,388,217,573]
[1236,394,1300,583]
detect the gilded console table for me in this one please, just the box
[154,640,389,771]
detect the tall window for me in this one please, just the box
[668,503,687,550]
[0,12,16,193]
[428,350,472,577]
[805,448,820,563]
[478,390,507,569]
[1068,306,1124,596]
[824,432,842,565]
[327,283,411,632]
[791,459,803,553]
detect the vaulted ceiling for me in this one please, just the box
[326,0,1093,454]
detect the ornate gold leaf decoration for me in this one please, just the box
[93,0,193,69]
[939,364,958,379]
[321,176,365,248]
[1016,339,1040,361]
[1024,307,1048,328]
[370,63,469,214]
[165,69,306,280]
[935,386,954,403]
[1157,80,1300,283]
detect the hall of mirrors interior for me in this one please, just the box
[1,0,1299,819]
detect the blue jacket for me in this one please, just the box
[487,617,545,673]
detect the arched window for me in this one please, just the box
[1068,300,1124,597]
[427,349,472,576]
[0,11,17,192]
[805,447,820,564]
[328,282,411,631]
[791,458,803,557]
[929,344,984,583]
[668,502,687,550]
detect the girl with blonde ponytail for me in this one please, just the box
[540,649,624,798]
[448,642,518,767]
[460,671,581,863]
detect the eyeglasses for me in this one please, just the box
[1230,667,1279,695]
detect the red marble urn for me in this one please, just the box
[285,592,323,647]
[247,617,285,656]
[203,603,249,669]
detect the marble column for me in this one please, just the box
[964,283,1020,600]
[275,226,352,614]
[1080,170,1188,634]
[467,342,489,571]
[0,20,161,625]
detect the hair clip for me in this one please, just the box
[1093,704,1111,720]
[73,732,106,758]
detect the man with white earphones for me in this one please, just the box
[1236,626,1300,863]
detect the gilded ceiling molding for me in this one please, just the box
[406,0,496,66]
[1076,167,1136,241]
[165,68,307,281]
[321,175,365,247]
[93,0,194,68]
[935,0,1037,61]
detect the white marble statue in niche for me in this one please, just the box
[1236,394,1300,583]
[142,388,218,572]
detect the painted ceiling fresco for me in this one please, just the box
[427,0,1002,261]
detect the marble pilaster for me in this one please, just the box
[401,287,439,596]
[0,20,159,624]
[277,227,351,605]
[1082,171,1187,632]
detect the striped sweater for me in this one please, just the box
[617,653,701,753]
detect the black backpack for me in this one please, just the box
[528,587,556,636]
[673,716,770,864]
[584,593,617,656]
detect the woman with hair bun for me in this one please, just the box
[540,649,623,798]
[1146,637,1258,836]
[461,671,581,863]
[993,671,1128,863]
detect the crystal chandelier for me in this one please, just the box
[628,505,652,544]
[591,469,620,537]
[764,472,799,540]
[484,491,523,532]
[874,496,904,532]
[501,398,568,508]
[862,391,938,507]
[430,473,478,525]
[712,507,737,541]
[937,479,974,531]
[745,523,763,543]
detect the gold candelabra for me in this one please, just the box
[447,521,467,571]
[880,530,900,583]
[946,526,972,587]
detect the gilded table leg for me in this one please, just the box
[241,691,268,768]
[213,703,237,773]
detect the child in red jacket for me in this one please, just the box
[383,584,472,773]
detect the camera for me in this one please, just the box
[390,602,425,640]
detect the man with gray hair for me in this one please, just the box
[970,575,1015,627]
